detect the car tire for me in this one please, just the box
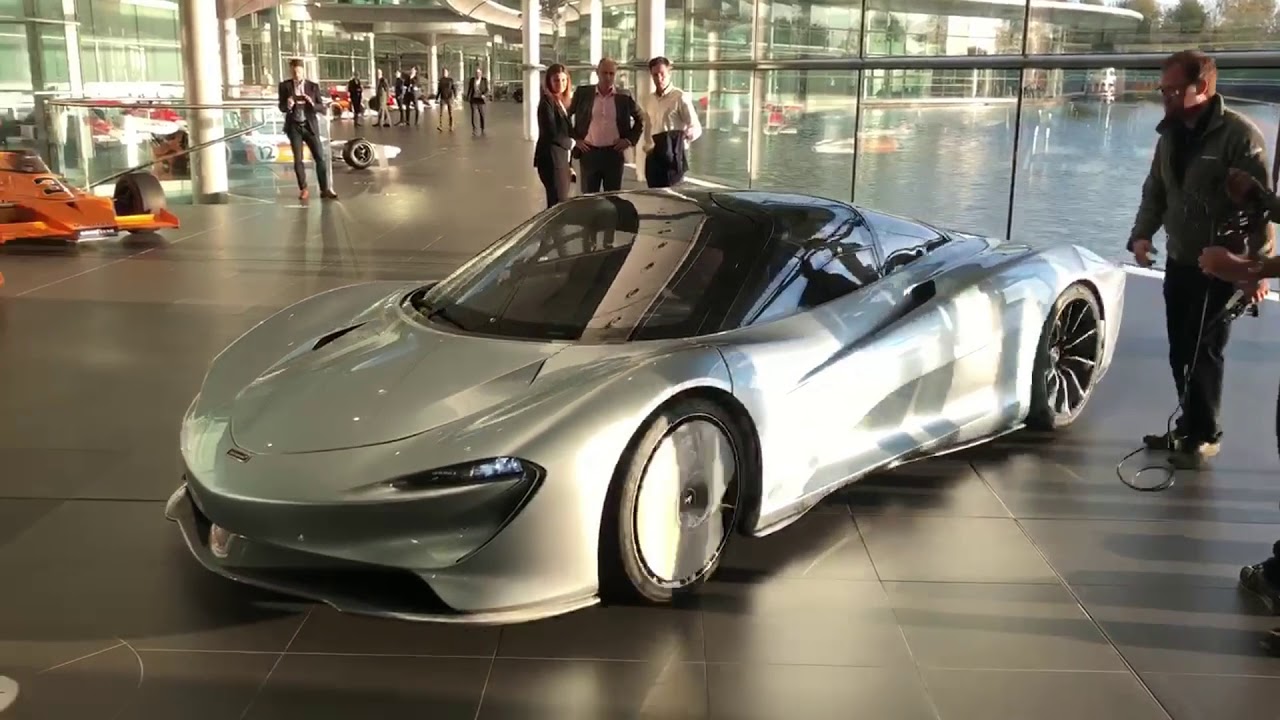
[342,137,375,170]
[600,396,744,605]
[112,171,167,219]
[1027,282,1103,430]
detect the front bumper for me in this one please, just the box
[164,483,598,624]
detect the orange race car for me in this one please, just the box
[0,149,179,246]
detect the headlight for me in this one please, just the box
[385,457,539,492]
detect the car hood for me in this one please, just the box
[227,312,566,455]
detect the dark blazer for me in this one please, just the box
[346,78,363,102]
[437,76,456,101]
[466,77,490,102]
[278,78,322,134]
[568,84,643,147]
[534,93,574,169]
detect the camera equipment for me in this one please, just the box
[1115,204,1267,492]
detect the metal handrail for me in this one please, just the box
[88,121,269,189]
[47,98,282,111]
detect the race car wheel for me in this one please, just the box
[112,171,166,218]
[601,396,744,605]
[1027,282,1103,430]
[342,138,375,170]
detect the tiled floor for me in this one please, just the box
[3,103,1280,719]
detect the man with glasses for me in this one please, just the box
[1127,49,1273,464]
[569,57,644,194]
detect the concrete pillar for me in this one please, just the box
[429,35,439,84]
[635,0,664,108]
[221,19,242,98]
[705,29,718,130]
[588,0,602,83]
[179,0,229,202]
[366,33,376,82]
[457,48,464,81]
[521,0,539,141]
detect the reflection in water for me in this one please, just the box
[689,99,1280,263]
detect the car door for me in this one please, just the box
[845,211,1008,470]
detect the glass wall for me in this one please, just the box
[577,0,1280,264]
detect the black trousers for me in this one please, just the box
[1163,261,1236,442]
[351,97,363,124]
[537,160,571,208]
[580,147,625,193]
[470,100,486,130]
[285,124,330,192]
[438,100,454,128]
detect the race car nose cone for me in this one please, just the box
[0,675,18,712]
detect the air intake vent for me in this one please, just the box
[312,323,367,351]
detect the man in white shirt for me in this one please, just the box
[638,56,702,188]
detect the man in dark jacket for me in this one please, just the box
[1127,49,1273,464]
[277,58,336,201]
[1197,169,1280,650]
[436,68,456,132]
[466,67,490,133]
[568,57,644,194]
[346,72,364,126]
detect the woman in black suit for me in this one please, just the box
[533,63,575,208]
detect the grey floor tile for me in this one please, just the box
[1019,518,1280,588]
[286,605,501,657]
[3,645,275,720]
[245,653,490,719]
[922,668,1170,720]
[476,658,708,720]
[1073,584,1280,677]
[1143,672,1280,720]
[497,605,704,662]
[885,581,1127,671]
[699,579,914,667]
[717,511,878,582]
[843,458,1010,518]
[856,515,1058,583]
[706,663,938,720]
[0,500,307,652]
[973,450,1280,524]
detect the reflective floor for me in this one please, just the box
[3,103,1280,719]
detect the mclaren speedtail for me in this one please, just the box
[167,190,1125,623]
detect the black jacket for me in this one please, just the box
[646,130,689,186]
[278,78,322,134]
[437,76,456,101]
[466,76,490,102]
[534,93,574,169]
[568,84,643,147]
[347,78,362,100]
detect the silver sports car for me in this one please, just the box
[166,189,1125,623]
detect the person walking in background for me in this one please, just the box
[346,71,364,126]
[374,68,391,127]
[534,63,576,208]
[568,57,643,194]
[277,58,336,201]
[1127,49,1271,463]
[401,67,421,126]
[637,56,701,188]
[466,67,490,133]
[393,69,406,125]
[436,68,457,132]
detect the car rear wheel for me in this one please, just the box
[1027,282,1103,430]
[342,138,375,170]
[601,397,743,605]
[112,171,166,219]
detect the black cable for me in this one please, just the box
[1114,204,1266,492]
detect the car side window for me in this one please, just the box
[862,209,949,275]
[747,204,881,325]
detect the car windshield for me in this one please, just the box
[413,193,763,342]
[0,151,50,174]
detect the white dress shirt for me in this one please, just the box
[637,85,702,183]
